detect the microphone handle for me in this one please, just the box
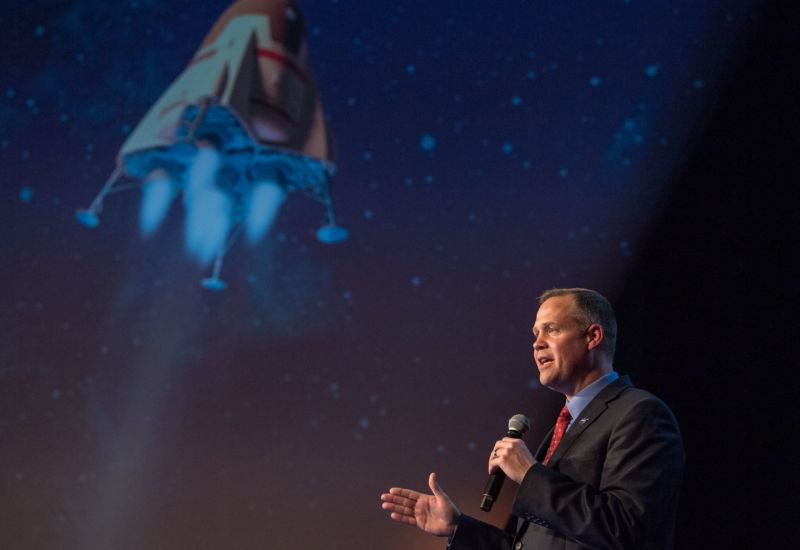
[480,469,506,511]
[479,428,523,512]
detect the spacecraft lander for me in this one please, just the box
[76,0,348,290]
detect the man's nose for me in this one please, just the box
[533,337,546,350]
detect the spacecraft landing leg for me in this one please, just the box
[75,167,124,228]
[201,252,227,291]
[314,189,349,244]
[316,224,349,244]
[198,223,244,291]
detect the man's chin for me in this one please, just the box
[539,374,562,393]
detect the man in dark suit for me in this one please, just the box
[380,288,684,549]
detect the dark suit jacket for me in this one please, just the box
[449,376,684,550]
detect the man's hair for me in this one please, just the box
[538,288,618,358]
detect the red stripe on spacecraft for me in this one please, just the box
[255,48,308,82]
[187,47,307,83]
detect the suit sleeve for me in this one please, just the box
[447,514,513,550]
[511,397,685,549]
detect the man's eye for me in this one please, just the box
[547,326,558,333]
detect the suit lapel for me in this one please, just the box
[545,375,633,466]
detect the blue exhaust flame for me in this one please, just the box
[139,173,174,236]
[245,180,286,244]
[183,148,233,264]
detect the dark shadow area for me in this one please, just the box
[616,0,797,546]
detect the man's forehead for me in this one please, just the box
[534,295,577,324]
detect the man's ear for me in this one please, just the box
[585,323,604,351]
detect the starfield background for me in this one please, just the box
[2,1,796,548]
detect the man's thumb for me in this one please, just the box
[429,472,445,496]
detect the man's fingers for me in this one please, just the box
[382,501,415,516]
[388,487,420,500]
[389,512,418,526]
[488,443,504,473]
[381,492,417,508]
[489,443,515,472]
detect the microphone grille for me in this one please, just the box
[508,414,530,434]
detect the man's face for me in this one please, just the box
[532,295,592,396]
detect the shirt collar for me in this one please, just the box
[564,371,619,430]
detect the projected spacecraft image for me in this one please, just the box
[76,1,347,289]
[4,0,787,548]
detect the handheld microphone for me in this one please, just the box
[480,414,530,512]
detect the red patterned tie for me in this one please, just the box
[543,404,572,465]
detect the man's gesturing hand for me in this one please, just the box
[380,472,461,537]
